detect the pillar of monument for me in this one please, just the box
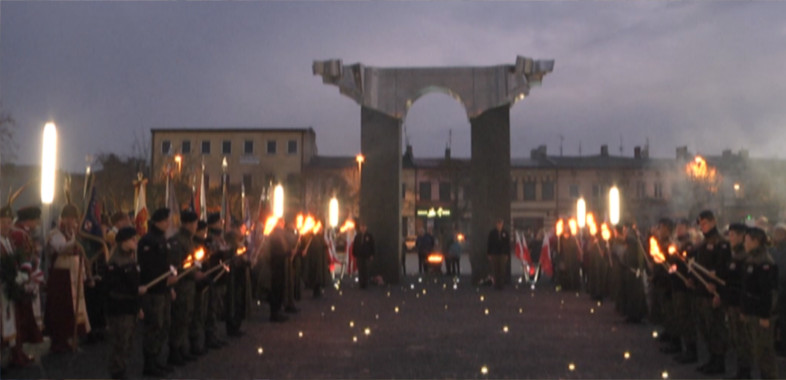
[469,105,512,284]
[360,106,402,284]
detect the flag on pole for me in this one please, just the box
[325,229,339,264]
[164,173,180,237]
[241,181,252,234]
[80,185,105,241]
[134,174,149,236]
[539,232,554,277]
[514,231,534,275]
[197,164,207,221]
[220,172,230,232]
[346,230,357,274]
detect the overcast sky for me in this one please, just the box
[2,1,785,172]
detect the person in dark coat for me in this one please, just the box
[487,218,510,290]
[352,221,375,289]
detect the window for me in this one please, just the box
[523,182,536,201]
[511,179,519,201]
[181,140,191,154]
[244,140,253,155]
[161,140,171,155]
[419,182,432,201]
[636,181,646,198]
[439,182,451,202]
[569,184,580,199]
[243,174,252,190]
[654,182,663,199]
[288,140,298,154]
[542,182,555,201]
[222,140,231,154]
[201,140,211,155]
[267,140,277,155]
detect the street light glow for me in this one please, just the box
[329,197,339,228]
[609,186,620,225]
[41,122,58,204]
[273,184,284,218]
[577,197,586,228]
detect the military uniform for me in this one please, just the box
[692,226,731,374]
[672,233,698,363]
[190,223,209,355]
[556,234,581,292]
[585,235,609,301]
[137,220,173,376]
[167,226,197,364]
[105,242,141,379]
[224,233,248,336]
[741,246,779,379]
[723,241,752,378]
[205,226,229,347]
[619,231,647,322]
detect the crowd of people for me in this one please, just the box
[550,210,783,379]
[0,199,334,379]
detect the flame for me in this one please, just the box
[568,218,578,236]
[685,156,719,192]
[236,246,247,256]
[312,221,322,234]
[601,223,611,241]
[667,245,677,256]
[299,216,316,235]
[339,219,355,233]
[587,213,597,235]
[263,216,279,236]
[556,219,564,236]
[194,248,206,262]
[649,236,666,264]
[457,233,465,242]
[183,254,194,269]
[427,253,444,264]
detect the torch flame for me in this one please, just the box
[601,223,611,241]
[457,233,465,242]
[236,246,247,256]
[183,254,194,269]
[263,216,279,236]
[194,248,205,262]
[427,253,444,264]
[339,219,355,233]
[556,219,564,236]
[667,245,677,256]
[568,218,578,236]
[587,213,598,236]
[296,214,304,230]
[686,156,719,192]
[649,236,666,264]
[312,221,322,234]
[299,216,316,235]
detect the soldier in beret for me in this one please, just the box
[105,227,145,379]
[167,210,200,366]
[204,213,228,349]
[190,220,209,356]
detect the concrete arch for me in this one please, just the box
[313,57,553,284]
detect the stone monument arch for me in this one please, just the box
[314,56,554,284]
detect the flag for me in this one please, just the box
[514,231,534,274]
[539,232,554,277]
[134,175,149,236]
[197,165,207,221]
[345,230,356,275]
[220,172,230,232]
[80,185,104,241]
[325,229,339,264]
[241,181,252,234]
[164,173,180,238]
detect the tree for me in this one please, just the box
[0,103,16,163]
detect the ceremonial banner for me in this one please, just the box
[539,232,554,277]
[134,176,148,236]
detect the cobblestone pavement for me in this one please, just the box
[6,273,785,379]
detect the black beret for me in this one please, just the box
[0,205,13,219]
[150,208,170,223]
[728,223,748,234]
[16,206,41,222]
[197,220,208,231]
[698,210,715,221]
[746,227,769,246]
[207,213,221,225]
[61,204,79,219]
[181,211,198,224]
[115,227,138,244]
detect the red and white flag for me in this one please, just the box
[325,229,339,264]
[345,231,356,274]
[539,232,554,277]
[134,176,149,236]
[514,231,533,267]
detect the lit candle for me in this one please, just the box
[349,321,354,328]
[257,347,263,355]
[502,326,509,333]
[568,363,576,371]
[480,365,488,375]
[484,308,489,315]
[624,351,630,359]
[363,327,371,336]
[661,371,669,379]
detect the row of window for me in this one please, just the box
[511,180,666,201]
[161,139,298,156]
[417,182,453,202]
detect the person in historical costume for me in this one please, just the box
[6,205,45,367]
[44,203,92,353]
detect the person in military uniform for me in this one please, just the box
[653,218,680,354]
[585,226,609,301]
[204,213,229,348]
[224,229,248,337]
[353,220,375,289]
[283,218,300,313]
[691,210,731,375]
[722,223,753,379]
[105,227,145,380]
[487,219,510,290]
[268,218,290,322]
[190,220,209,355]
[741,227,779,379]
[556,225,581,292]
[137,208,177,377]
[672,218,699,364]
[618,222,647,323]
[167,210,199,366]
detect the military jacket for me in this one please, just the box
[741,247,778,318]
[106,248,140,316]
[137,224,171,294]
[168,228,196,282]
[693,227,731,298]
[720,244,746,307]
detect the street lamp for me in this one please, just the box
[273,183,284,218]
[356,153,365,177]
[609,186,620,226]
[329,197,339,228]
[576,197,586,228]
[174,154,183,174]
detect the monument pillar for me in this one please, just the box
[469,105,511,284]
[360,106,402,284]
